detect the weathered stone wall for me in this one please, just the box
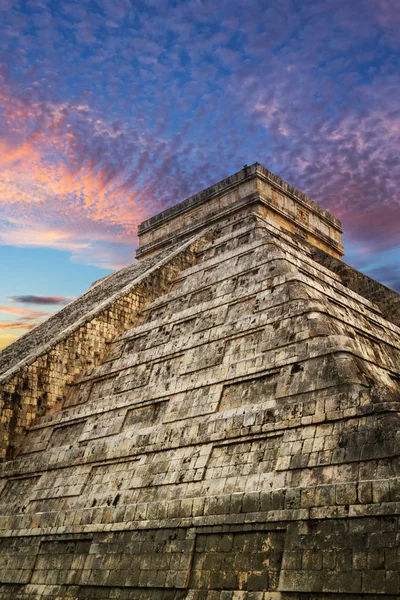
[0,159,399,599]
[0,291,142,460]
[311,246,400,328]
[0,210,399,598]
[0,236,206,460]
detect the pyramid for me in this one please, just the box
[0,163,399,599]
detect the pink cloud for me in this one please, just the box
[0,305,51,320]
[0,323,36,330]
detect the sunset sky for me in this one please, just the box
[0,0,399,349]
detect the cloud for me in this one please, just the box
[0,88,159,266]
[8,295,69,305]
[0,323,37,330]
[0,304,51,348]
[248,65,400,260]
[0,305,51,320]
[0,0,398,289]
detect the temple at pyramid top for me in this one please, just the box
[137,162,343,259]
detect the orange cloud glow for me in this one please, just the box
[0,323,37,330]
[0,87,162,268]
[0,305,51,320]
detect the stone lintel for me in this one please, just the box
[136,162,344,259]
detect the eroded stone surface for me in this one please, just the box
[0,235,206,459]
[0,164,399,599]
[137,163,343,260]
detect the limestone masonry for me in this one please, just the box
[0,162,399,599]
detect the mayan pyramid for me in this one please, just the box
[0,163,399,599]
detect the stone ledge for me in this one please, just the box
[138,164,341,235]
[1,478,400,537]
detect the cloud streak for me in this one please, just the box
[0,323,37,331]
[0,305,51,346]
[8,295,69,305]
[0,305,51,320]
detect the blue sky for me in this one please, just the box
[0,0,399,347]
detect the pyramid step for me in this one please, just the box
[0,163,399,598]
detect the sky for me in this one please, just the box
[0,0,399,349]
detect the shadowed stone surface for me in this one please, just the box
[0,164,399,599]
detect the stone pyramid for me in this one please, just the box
[0,163,399,599]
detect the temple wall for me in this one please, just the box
[137,163,343,260]
[0,238,205,460]
[311,247,400,328]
